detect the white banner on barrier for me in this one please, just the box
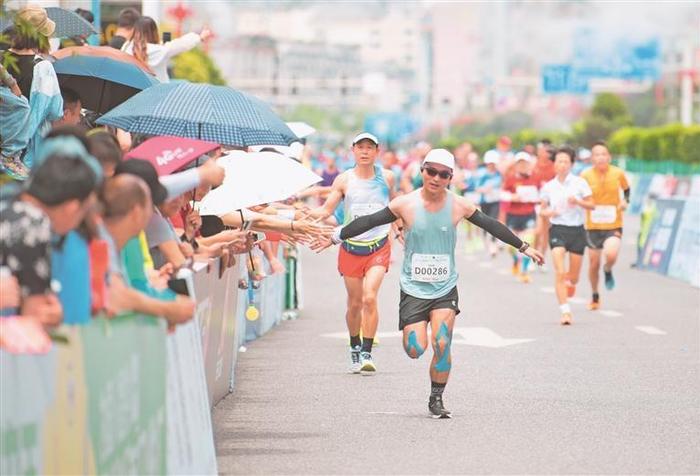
[667,197,700,288]
[166,295,218,475]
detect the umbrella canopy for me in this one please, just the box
[286,121,316,139]
[53,55,159,114]
[199,151,322,216]
[52,45,153,73]
[125,136,219,176]
[96,82,297,147]
[45,7,97,38]
[250,142,304,160]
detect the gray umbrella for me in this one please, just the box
[1,8,98,38]
[46,7,98,38]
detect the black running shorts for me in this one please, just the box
[398,286,460,330]
[586,228,623,249]
[549,224,587,255]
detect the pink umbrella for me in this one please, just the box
[125,136,220,176]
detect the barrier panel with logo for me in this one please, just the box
[1,249,292,474]
[637,197,700,288]
[667,197,700,287]
[1,315,167,476]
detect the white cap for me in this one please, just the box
[484,150,500,165]
[352,132,379,146]
[422,148,455,171]
[514,151,534,164]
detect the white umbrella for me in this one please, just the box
[250,142,304,160]
[199,151,322,216]
[286,122,316,139]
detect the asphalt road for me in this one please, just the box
[213,217,700,475]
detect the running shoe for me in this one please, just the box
[511,262,520,276]
[587,300,600,311]
[518,273,532,284]
[604,269,615,290]
[360,351,376,373]
[348,346,361,374]
[560,312,573,326]
[428,395,451,419]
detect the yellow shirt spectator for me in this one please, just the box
[581,165,629,230]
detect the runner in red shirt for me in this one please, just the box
[502,152,540,283]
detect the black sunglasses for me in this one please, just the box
[422,166,452,180]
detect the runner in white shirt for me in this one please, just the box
[539,146,594,325]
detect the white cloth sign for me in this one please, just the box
[590,205,617,224]
[516,185,539,203]
[350,203,383,220]
[411,254,450,283]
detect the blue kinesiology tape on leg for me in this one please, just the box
[434,322,452,372]
[406,330,425,357]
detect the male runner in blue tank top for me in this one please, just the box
[315,149,544,418]
[307,133,398,374]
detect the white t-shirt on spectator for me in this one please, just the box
[122,33,202,82]
[540,174,592,227]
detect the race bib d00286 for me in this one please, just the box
[411,254,450,283]
[590,205,617,224]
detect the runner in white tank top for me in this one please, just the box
[308,133,398,374]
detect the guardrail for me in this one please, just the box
[1,246,300,474]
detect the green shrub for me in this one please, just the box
[679,126,700,163]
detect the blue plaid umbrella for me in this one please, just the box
[53,55,159,114]
[46,7,97,38]
[96,82,298,147]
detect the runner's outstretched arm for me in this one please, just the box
[465,208,544,264]
[337,207,398,241]
[466,209,523,249]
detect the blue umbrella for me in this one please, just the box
[46,7,97,38]
[53,55,159,114]
[96,82,298,147]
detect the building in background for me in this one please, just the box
[6,0,698,126]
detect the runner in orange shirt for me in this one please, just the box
[580,141,630,310]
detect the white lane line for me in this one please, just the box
[368,411,399,415]
[322,328,535,348]
[635,326,667,335]
[540,286,555,294]
[496,269,509,275]
[599,310,624,317]
[569,297,586,304]
[478,262,493,269]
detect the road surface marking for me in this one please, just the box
[600,310,623,317]
[635,326,667,335]
[540,287,555,294]
[452,327,534,348]
[569,297,586,304]
[322,327,534,348]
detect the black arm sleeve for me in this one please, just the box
[466,209,524,250]
[339,207,397,240]
[624,187,631,201]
